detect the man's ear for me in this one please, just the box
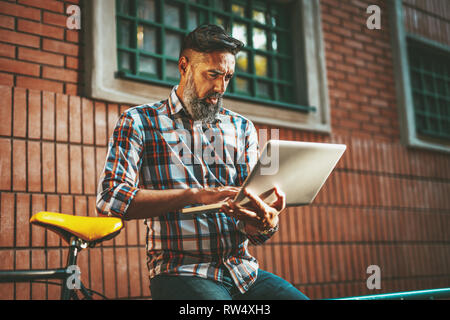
[179,56,189,76]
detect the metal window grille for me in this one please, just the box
[407,36,450,141]
[116,0,315,112]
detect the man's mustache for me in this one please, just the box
[202,92,223,101]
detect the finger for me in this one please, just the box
[234,207,259,220]
[221,203,236,219]
[220,186,241,193]
[243,188,269,214]
[270,186,286,211]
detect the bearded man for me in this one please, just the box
[96,24,308,300]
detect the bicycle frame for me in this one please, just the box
[0,236,93,300]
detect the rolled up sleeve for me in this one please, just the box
[96,113,143,219]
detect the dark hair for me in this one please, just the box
[180,24,244,58]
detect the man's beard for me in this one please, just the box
[183,73,222,124]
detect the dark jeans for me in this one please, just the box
[150,269,309,300]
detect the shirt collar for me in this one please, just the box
[168,85,185,116]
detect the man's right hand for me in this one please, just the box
[194,186,240,205]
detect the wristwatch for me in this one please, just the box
[237,220,279,236]
[258,223,279,236]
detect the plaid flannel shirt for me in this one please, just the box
[96,86,277,293]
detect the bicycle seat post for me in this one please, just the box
[60,236,88,300]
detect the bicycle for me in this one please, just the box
[0,211,123,300]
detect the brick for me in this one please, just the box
[56,143,69,193]
[15,250,31,299]
[47,249,61,299]
[330,24,352,38]
[66,29,80,43]
[42,142,55,193]
[66,56,78,70]
[0,192,15,246]
[13,87,27,138]
[18,19,64,40]
[18,47,65,67]
[12,139,26,191]
[69,95,81,143]
[42,66,78,83]
[82,98,94,144]
[0,29,40,48]
[30,249,46,298]
[43,11,66,27]
[65,83,78,96]
[28,89,41,139]
[336,81,357,92]
[16,193,30,247]
[129,247,142,297]
[88,195,97,217]
[0,14,14,30]
[42,91,55,140]
[95,102,107,146]
[329,7,352,20]
[127,219,139,246]
[46,194,60,246]
[0,85,12,136]
[43,38,79,56]
[89,247,104,296]
[74,195,87,216]
[0,138,11,190]
[61,195,73,216]
[335,62,357,74]
[0,2,41,21]
[18,0,64,13]
[0,43,15,58]
[27,140,41,192]
[0,72,13,86]
[56,93,69,141]
[0,57,40,77]
[321,10,341,25]
[31,194,45,246]
[115,248,130,297]
[16,76,64,94]
[83,146,96,195]
[303,205,312,242]
[362,122,381,133]
[69,145,82,194]
[102,248,117,299]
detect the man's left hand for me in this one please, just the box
[221,186,286,236]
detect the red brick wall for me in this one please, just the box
[0,0,449,300]
[0,0,81,94]
[403,0,450,46]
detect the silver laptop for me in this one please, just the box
[181,140,346,214]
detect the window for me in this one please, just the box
[388,0,450,152]
[407,37,450,141]
[84,0,330,132]
[115,0,314,112]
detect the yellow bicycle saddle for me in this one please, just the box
[30,212,123,245]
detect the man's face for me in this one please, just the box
[181,51,235,123]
